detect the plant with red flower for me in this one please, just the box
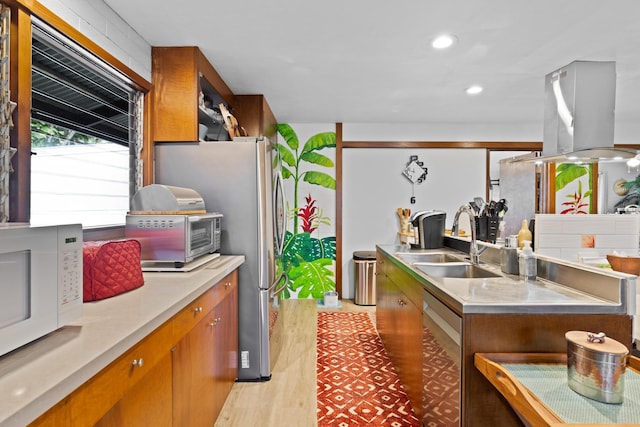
[560,180,591,214]
[298,193,318,233]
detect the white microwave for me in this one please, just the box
[0,223,83,357]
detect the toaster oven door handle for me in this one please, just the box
[187,212,220,222]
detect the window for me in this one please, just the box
[29,19,142,227]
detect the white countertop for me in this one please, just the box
[0,255,245,427]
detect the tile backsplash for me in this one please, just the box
[535,214,640,262]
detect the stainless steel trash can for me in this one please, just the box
[354,251,376,305]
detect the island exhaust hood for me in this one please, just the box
[520,60,636,163]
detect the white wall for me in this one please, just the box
[40,0,151,81]
[342,148,486,298]
[339,122,543,298]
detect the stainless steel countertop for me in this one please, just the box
[377,242,636,316]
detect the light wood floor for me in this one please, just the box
[215,299,375,427]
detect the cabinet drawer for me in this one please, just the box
[210,270,237,307]
[67,321,174,426]
[172,270,237,340]
[29,268,240,427]
[386,260,423,309]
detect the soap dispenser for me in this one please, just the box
[500,237,519,275]
[519,240,537,283]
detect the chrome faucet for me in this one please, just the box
[451,204,482,264]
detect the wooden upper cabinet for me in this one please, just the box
[151,46,278,143]
[151,46,233,142]
[233,94,278,141]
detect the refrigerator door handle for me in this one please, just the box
[269,272,288,298]
[273,171,287,256]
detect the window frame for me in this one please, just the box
[6,0,152,227]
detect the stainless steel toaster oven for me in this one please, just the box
[125,212,221,267]
[125,184,222,267]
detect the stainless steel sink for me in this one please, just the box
[414,262,501,279]
[395,252,463,264]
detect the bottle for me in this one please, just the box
[519,240,537,283]
[517,219,532,249]
[500,237,519,275]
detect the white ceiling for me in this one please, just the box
[104,0,640,135]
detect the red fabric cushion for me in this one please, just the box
[83,240,144,302]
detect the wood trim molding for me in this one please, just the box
[485,149,491,201]
[616,144,640,149]
[142,92,154,186]
[335,123,343,298]
[9,6,32,222]
[342,140,543,150]
[547,163,556,213]
[8,0,151,91]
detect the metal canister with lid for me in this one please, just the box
[565,330,629,404]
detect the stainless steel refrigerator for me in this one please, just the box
[155,138,287,381]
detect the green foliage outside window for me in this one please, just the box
[31,119,103,146]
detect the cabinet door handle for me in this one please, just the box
[194,306,203,314]
[131,358,144,368]
[397,299,406,306]
[225,281,231,288]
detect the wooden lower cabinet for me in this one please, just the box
[172,274,238,425]
[95,352,173,427]
[214,277,239,416]
[172,308,218,425]
[29,271,238,427]
[375,254,423,421]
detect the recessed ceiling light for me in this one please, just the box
[627,156,640,167]
[465,85,483,95]
[431,34,457,49]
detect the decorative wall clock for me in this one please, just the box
[402,155,428,204]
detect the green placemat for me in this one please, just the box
[503,364,640,424]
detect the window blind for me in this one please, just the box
[31,20,134,146]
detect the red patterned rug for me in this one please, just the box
[422,327,460,426]
[316,311,420,426]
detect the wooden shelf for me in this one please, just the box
[475,352,640,426]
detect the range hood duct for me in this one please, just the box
[535,60,636,163]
